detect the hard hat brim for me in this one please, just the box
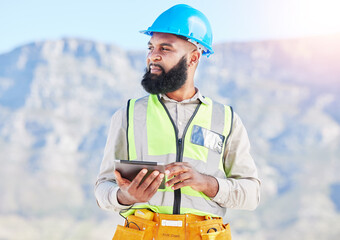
[139,29,214,56]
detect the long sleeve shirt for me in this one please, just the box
[94,89,261,213]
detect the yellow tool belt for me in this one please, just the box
[113,209,232,240]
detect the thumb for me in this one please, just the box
[114,170,130,186]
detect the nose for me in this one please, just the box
[147,49,161,62]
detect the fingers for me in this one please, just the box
[165,162,207,191]
[166,171,191,189]
[133,170,164,202]
[130,168,148,189]
[139,171,164,191]
[170,179,191,191]
[131,169,165,192]
[145,173,165,198]
[115,169,165,204]
[165,162,190,179]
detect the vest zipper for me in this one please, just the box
[173,138,182,214]
[174,104,201,214]
[157,95,201,214]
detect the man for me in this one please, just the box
[95,4,260,240]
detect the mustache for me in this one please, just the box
[148,63,165,73]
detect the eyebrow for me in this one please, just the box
[147,41,174,48]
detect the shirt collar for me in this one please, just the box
[159,88,210,105]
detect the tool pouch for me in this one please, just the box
[112,224,144,240]
[127,215,157,240]
[188,219,232,240]
[201,224,231,240]
[112,215,156,240]
[156,214,186,240]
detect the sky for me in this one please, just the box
[1,0,340,54]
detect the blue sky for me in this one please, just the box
[1,0,340,54]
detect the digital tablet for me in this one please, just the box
[114,160,166,189]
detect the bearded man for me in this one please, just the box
[95,4,260,240]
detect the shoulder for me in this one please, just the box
[201,95,247,131]
[110,106,127,126]
[202,95,231,107]
[128,95,150,108]
[113,95,151,122]
[113,95,150,116]
[230,111,249,136]
[130,95,150,102]
[204,96,234,114]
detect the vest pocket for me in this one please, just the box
[190,125,225,154]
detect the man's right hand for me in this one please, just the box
[115,169,164,205]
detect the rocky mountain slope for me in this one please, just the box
[0,34,339,239]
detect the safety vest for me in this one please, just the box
[125,94,233,217]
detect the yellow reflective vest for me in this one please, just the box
[125,94,233,217]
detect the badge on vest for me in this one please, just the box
[190,125,225,154]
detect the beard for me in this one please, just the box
[141,56,188,94]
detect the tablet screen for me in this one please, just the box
[114,160,166,189]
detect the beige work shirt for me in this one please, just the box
[95,89,260,213]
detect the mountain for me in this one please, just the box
[0,35,339,239]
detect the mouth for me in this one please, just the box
[149,64,163,74]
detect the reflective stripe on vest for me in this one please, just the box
[125,94,233,217]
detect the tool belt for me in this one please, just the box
[113,209,231,240]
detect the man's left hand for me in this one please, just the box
[165,162,219,198]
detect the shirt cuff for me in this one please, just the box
[211,177,230,205]
[110,186,133,211]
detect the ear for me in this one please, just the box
[188,50,201,67]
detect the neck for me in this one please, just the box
[165,81,196,102]
[165,64,197,102]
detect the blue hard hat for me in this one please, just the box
[140,4,214,57]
